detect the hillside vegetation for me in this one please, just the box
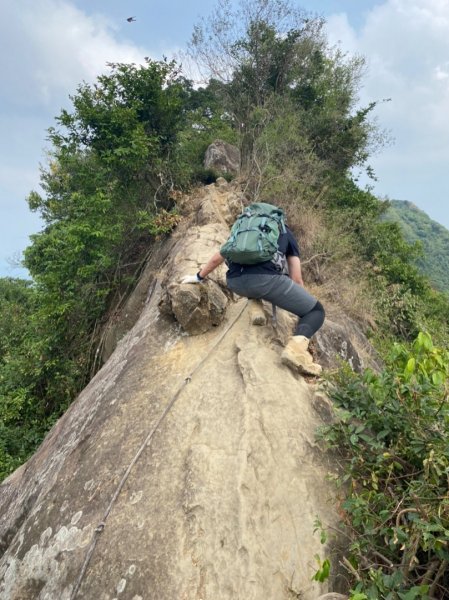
[0,1,448,597]
[384,200,449,294]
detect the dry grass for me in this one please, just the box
[189,176,381,332]
[280,200,378,330]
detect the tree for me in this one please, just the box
[0,278,39,478]
[189,0,323,87]
[189,0,380,176]
[24,59,190,392]
[0,60,191,470]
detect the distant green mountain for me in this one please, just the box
[384,200,449,294]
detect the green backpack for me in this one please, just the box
[220,202,286,264]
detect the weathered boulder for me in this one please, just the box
[0,180,349,600]
[204,139,241,175]
[314,317,382,373]
[163,278,229,334]
[158,217,231,334]
[159,180,243,335]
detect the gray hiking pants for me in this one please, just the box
[226,273,324,338]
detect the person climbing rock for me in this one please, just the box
[180,202,325,376]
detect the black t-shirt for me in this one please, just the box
[225,226,300,278]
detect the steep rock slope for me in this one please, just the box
[0,181,343,600]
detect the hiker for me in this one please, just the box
[181,203,324,375]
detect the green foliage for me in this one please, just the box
[312,555,331,583]
[319,332,449,599]
[312,518,331,583]
[0,59,195,480]
[385,200,449,295]
[170,83,238,186]
[53,60,185,166]
[189,0,379,176]
[247,95,326,200]
[323,178,425,291]
[0,278,43,479]
[291,51,376,171]
[0,278,35,359]
[317,177,447,342]
[228,18,325,114]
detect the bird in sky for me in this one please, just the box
[126,16,136,22]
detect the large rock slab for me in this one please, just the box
[0,182,343,600]
[204,139,241,175]
[0,294,342,600]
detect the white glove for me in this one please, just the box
[180,273,203,284]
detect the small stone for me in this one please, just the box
[215,177,228,189]
[70,511,82,525]
[311,393,335,423]
[116,578,127,594]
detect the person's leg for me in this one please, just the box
[294,301,325,338]
[226,273,281,303]
[249,274,324,375]
[249,275,324,338]
[281,300,325,376]
[227,274,324,375]
[227,274,324,336]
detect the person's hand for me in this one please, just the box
[180,274,203,284]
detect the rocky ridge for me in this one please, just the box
[0,179,370,600]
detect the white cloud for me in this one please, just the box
[325,0,449,226]
[328,0,449,138]
[0,0,148,109]
[325,13,359,54]
[434,65,449,81]
[0,0,152,274]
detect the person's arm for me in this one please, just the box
[198,252,225,279]
[180,251,225,283]
[287,255,304,286]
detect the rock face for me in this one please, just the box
[158,219,231,335]
[0,181,347,599]
[204,139,241,175]
[315,317,382,373]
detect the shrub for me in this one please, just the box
[320,332,449,599]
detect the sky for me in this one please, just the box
[1,0,448,277]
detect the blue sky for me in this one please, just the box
[1,0,448,276]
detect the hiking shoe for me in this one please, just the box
[281,335,322,376]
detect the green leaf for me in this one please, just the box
[405,357,416,374]
[398,584,430,600]
[311,556,331,582]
